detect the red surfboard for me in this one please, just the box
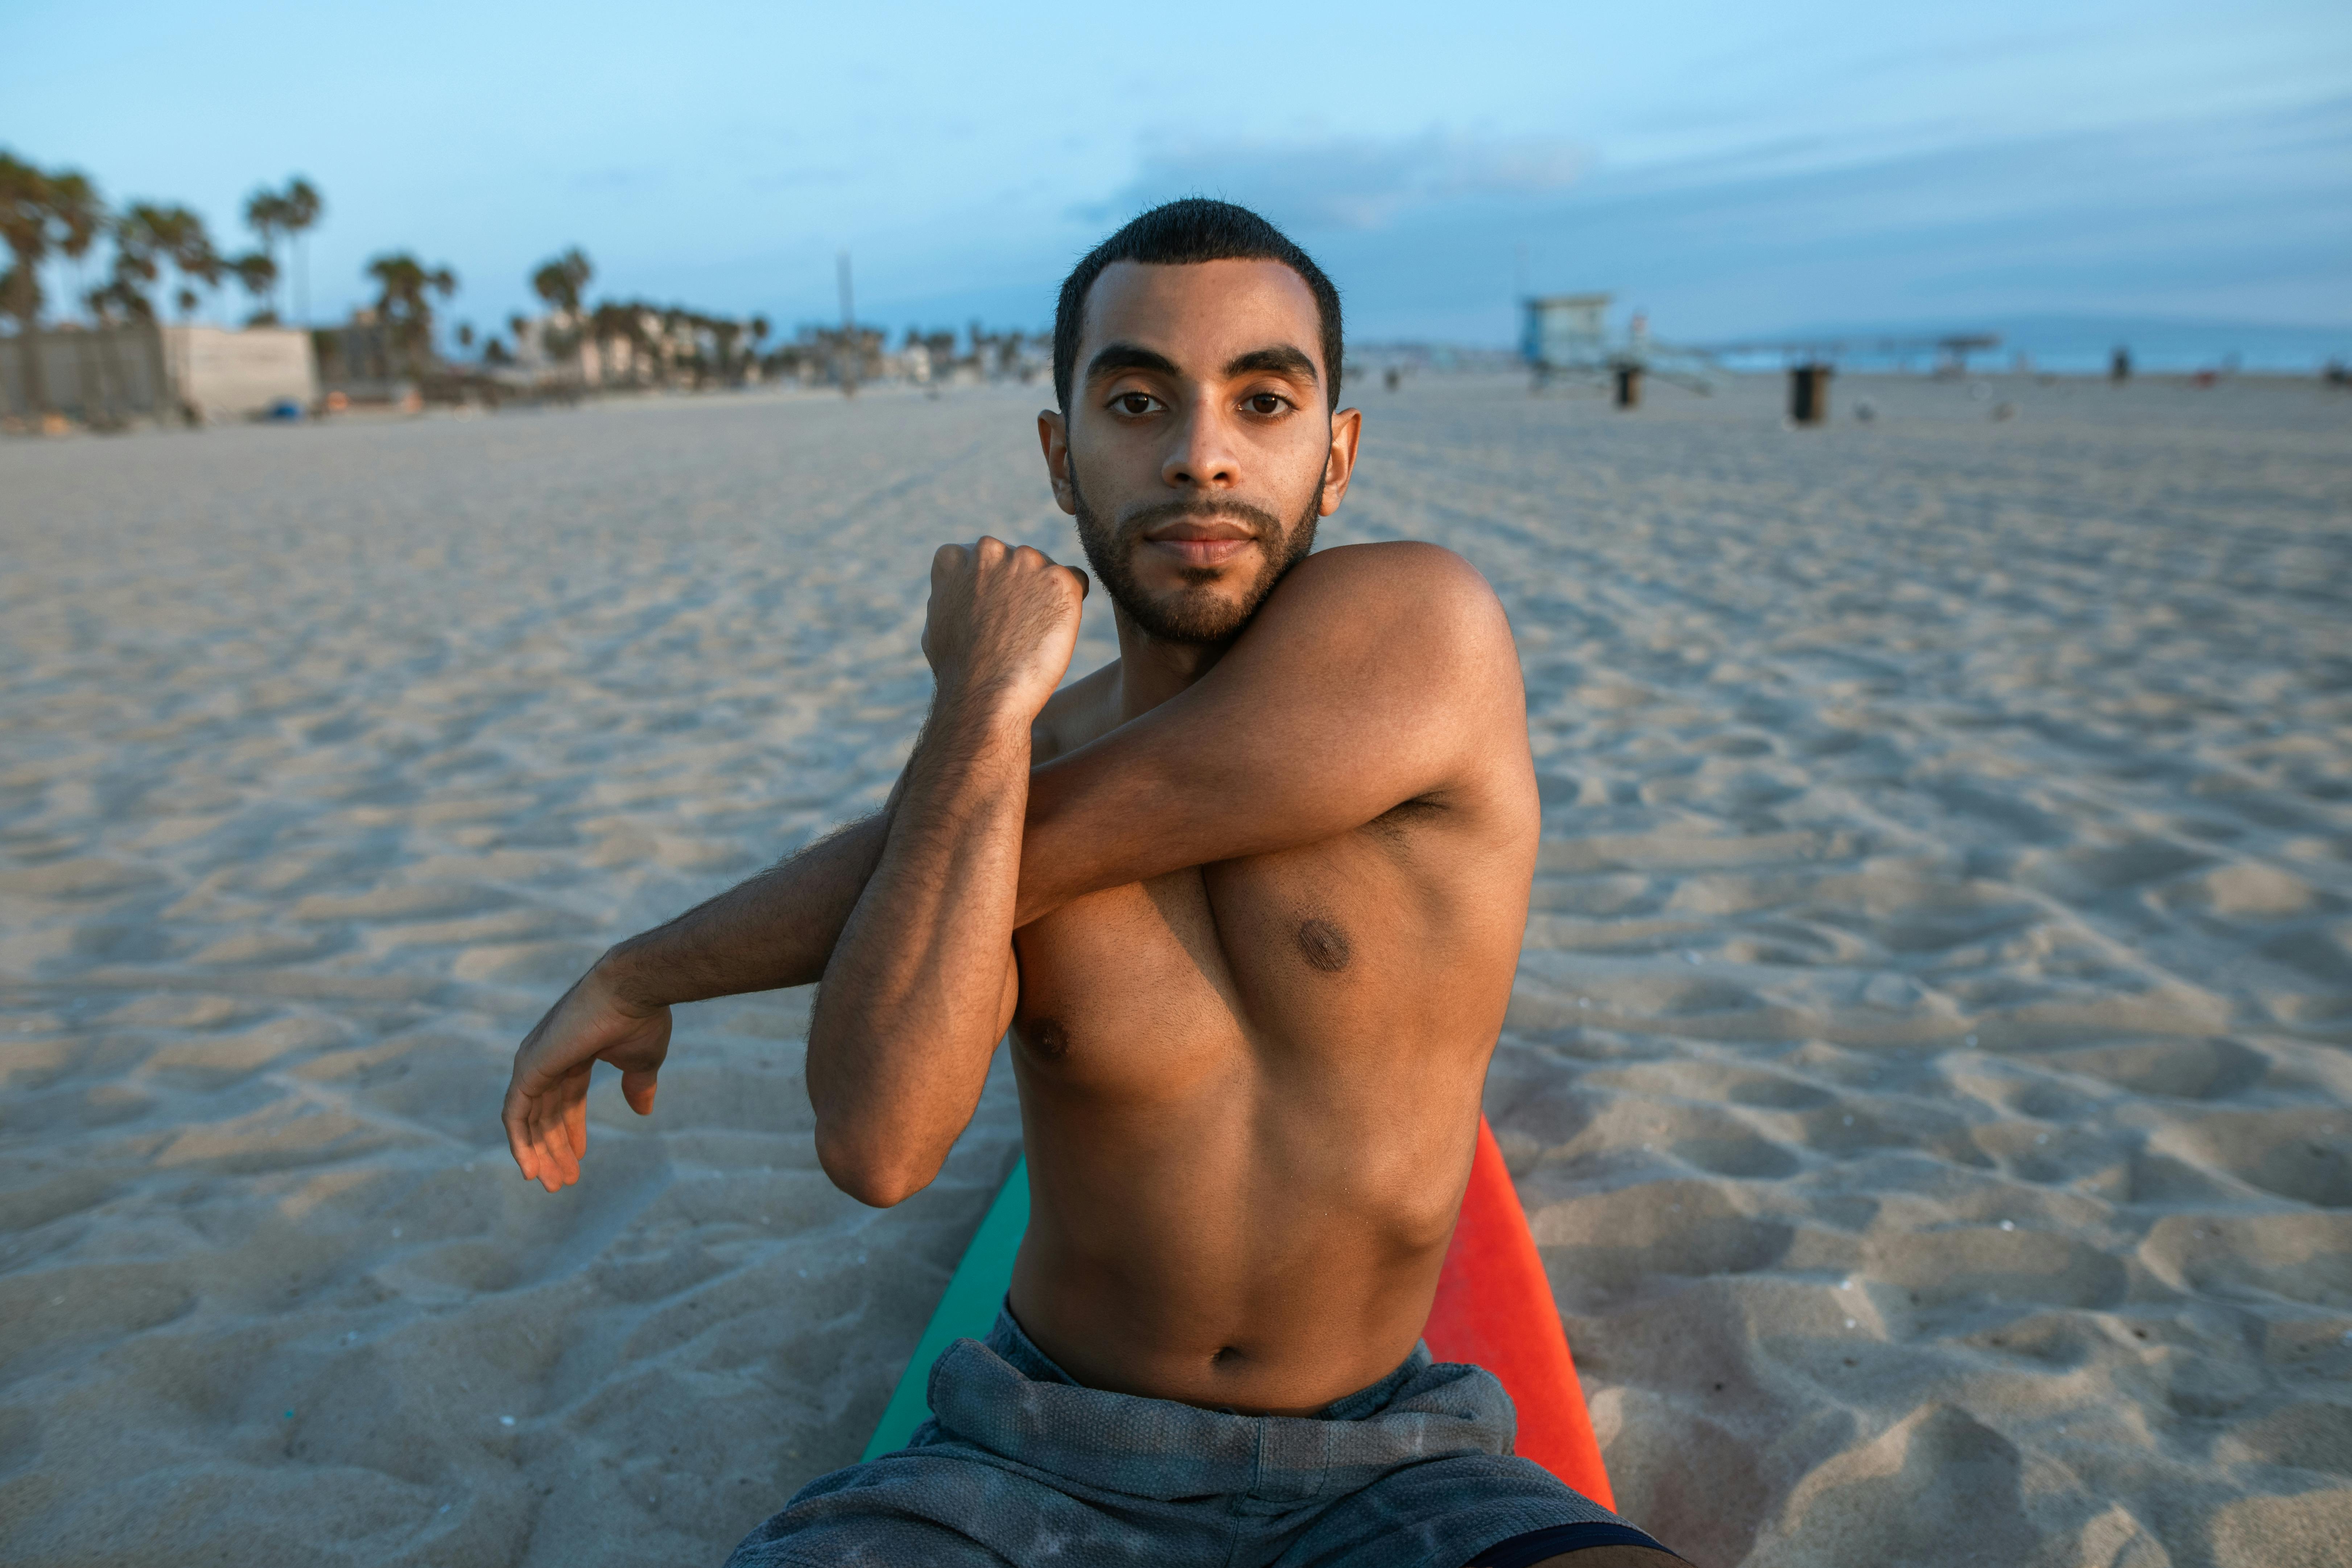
[1423,1117,1615,1509]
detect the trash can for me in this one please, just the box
[1789,363,1832,425]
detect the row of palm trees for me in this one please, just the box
[7,150,788,416]
[506,245,771,390]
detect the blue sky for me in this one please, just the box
[7,0,2348,355]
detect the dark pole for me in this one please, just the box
[836,251,857,398]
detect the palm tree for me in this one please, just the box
[243,187,291,320]
[103,211,161,322]
[364,251,457,374]
[83,269,153,428]
[530,247,592,377]
[0,153,104,417]
[229,250,278,324]
[279,178,322,325]
[120,203,222,325]
[530,247,592,319]
[587,300,640,387]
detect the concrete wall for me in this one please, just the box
[162,326,318,420]
[0,326,172,424]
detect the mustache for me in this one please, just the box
[1115,498,1286,538]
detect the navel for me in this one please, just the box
[1295,917,1352,974]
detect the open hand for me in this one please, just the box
[922,537,1089,719]
[501,961,672,1192]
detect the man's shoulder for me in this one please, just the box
[1260,541,1515,667]
[1290,539,1490,592]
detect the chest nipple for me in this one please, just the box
[1294,917,1353,974]
[1022,1017,1071,1060]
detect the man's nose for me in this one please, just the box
[1161,401,1239,490]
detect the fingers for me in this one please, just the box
[509,1062,589,1193]
[502,1083,538,1185]
[620,1068,659,1115]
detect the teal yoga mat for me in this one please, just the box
[862,1156,1032,1460]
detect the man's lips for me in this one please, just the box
[1145,536,1255,567]
[1140,519,1256,568]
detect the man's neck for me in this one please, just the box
[1109,605,1230,722]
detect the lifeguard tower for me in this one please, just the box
[1520,293,1717,403]
[1520,293,1612,389]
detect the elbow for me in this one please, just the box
[815,1124,940,1209]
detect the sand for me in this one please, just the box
[3,372,2348,1567]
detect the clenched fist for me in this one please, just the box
[921,537,1089,720]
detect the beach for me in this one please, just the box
[3,373,2349,1566]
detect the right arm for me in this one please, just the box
[499,810,891,1192]
[502,539,1082,1195]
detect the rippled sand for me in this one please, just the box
[4,374,2348,1565]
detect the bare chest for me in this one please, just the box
[1007,832,1461,1096]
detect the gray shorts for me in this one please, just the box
[725,1306,1651,1568]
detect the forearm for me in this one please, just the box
[806,696,1029,1205]
[595,811,892,1009]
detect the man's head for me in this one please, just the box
[1040,199,1359,647]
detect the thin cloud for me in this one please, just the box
[1107,129,1588,231]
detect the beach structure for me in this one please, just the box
[165,325,316,419]
[1520,293,1612,387]
[1519,293,1717,399]
[0,321,312,428]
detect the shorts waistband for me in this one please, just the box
[926,1304,1513,1504]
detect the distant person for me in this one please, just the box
[2110,346,2132,383]
[502,198,1687,1567]
[1386,364,1404,392]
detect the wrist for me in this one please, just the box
[590,939,669,1015]
[932,677,1044,746]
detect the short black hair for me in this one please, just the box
[1053,198,1342,413]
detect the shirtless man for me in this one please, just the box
[503,200,1687,1568]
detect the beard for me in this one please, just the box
[1069,474,1323,646]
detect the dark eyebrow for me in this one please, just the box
[1083,342,1181,384]
[1223,344,1319,385]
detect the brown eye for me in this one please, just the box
[1115,392,1156,415]
[1247,394,1286,415]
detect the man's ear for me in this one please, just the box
[1318,405,1363,517]
[1037,410,1077,516]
